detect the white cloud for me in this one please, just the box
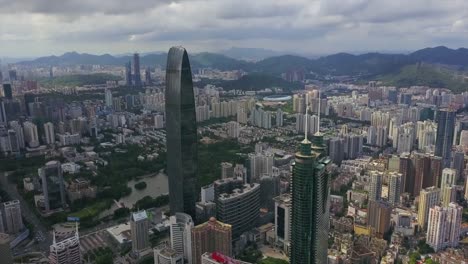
[1,0,468,56]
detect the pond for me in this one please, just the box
[99,172,168,218]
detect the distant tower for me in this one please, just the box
[145,67,152,85]
[104,89,113,108]
[49,224,81,264]
[130,210,150,252]
[133,53,142,87]
[435,109,456,168]
[49,66,54,78]
[125,61,132,86]
[165,47,198,217]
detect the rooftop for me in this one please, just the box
[132,210,148,222]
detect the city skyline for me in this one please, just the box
[2,1,468,57]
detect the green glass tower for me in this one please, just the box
[290,133,331,264]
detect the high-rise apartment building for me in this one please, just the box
[290,133,330,264]
[435,109,456,168]
[3,200,24,234]
[39,161,66,212]
[441,168,457,206]
[367,200,391,238]
[388,172,402,206]
[23,121,39,148]
[44,122,55,145]
[368,171,383,201]
[170,213,193,263]
[427,203,462,252]
[165,47,198,218]
[418,187,441,230]
[191,218,232,264]
[130,210,150,252]
[49,225,81,264]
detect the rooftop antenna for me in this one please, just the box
[315,89,321,136]
[304,105,310,142]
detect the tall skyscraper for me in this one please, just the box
[0,233,13,264]
[125,61,132,86]
[2,83,12,99]
[170,213,193,263]
[49,225,81,264]
[145,67,152,85]
[133,53,142,87]
[165,47,198,217]
[130,210,150,252]
[3,200,24,234]
[44,122,55,145]
[427,203,462,252]
[418,187,440,230]
[38,161,66,212]
[290,130,330,263]
[435,109,456,168]
[191,217,232,264]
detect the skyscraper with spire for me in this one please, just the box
[290,102,331,264]
[49,223,81,264]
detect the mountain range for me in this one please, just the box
[17,46,468,77]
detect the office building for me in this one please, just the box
[435,109,456,168]
[165,47,198,218]
[290,132,330,264]
[216,183,260,239]
[260,174,280,210]
[9,121,24,149]
[0,233,13,264]
[49,225,81,264]
[39,161,66,212]
[274,194,291,254]
[133,53,142,87]
[131,210,150,252]
[44,122,55,145]
[23,121,39,148]
[427,203,462,252]
[145,67,152,85]
[3,200,24,234]
[451,150,465,180]
[388,172,402,206]
[368,171,383,201]
[154,246,183,264]
[418,187,441,230]
[191,218,232,264]
[0,100,6,125]
[367,200,391,238]
[170,213,193,263]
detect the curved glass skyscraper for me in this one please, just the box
[165,47,198,218]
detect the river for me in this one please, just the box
[99,172,169,218]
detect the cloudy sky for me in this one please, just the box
[1,0,468,57]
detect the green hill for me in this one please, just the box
[378,63,468,93]
[39,73,121,87]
